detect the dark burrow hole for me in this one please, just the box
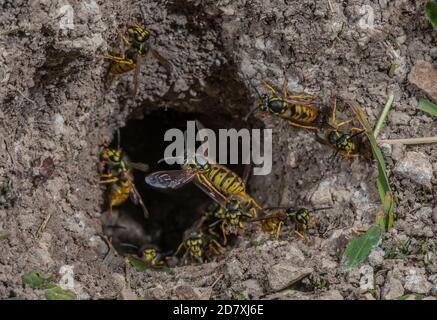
[103,108,261,263]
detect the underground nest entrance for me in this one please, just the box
[102,108,259,265]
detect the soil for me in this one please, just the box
[0,0,436,300]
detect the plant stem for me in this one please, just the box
[377,137,437,145]
[373,95,394,139]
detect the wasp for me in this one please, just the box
[102,16,171,95]
[244,75,327,130]
[99,146,150,218]
[206,196,258,245]
[138,244,168,268]
[145,154,262,213]
[174,230,224,264]
[314,96,368,159]
[251,207,331,241]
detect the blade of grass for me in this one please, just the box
[373,95,394,139]
[418,98,437,117]
[350,104,394,231]
[426,1,437,29]
[377,137,437,145]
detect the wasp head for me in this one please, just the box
[127,25,150,44]
[101,148,122,162]
[258,94,270,111]
[184,155,211,172]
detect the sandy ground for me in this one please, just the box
[0,0,436,300]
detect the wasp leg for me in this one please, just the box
[261,80,278,96]
[349,127,365,134]
[336,119,353,128]
[99,173,115,179]
[220,221,228,246]
[102,54,135,66]
[99,177,119,184]
[331,95,338,127]
[330,94,352,128]
[117,31,131,47]
[293,230,307,242]
[210,239,225,253]
[174,242,185,257]
[274,221,284,240]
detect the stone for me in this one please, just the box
[368,249,384,267]
[404,269,432,294]
[174,285,201,300]
[383,277,404,300]
[391,144,405,161]
[408,61,437,102]
[318,289,344,300]
[359,265,375,293]
[265,289,312,300]
[287,151,298,168]
[241,279,264,298]
[310,180,333,206]
[432,208,437,224]
[389,111,410,125]
[267,262,313,292]
[120,288,137,300]
[394,152,433,188]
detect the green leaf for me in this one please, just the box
[22,269,56,290]
[383,192,395,230]
[425,1,437,29]
[418,98,437,117]
[343,226,382,268]
[127,255,171,273]
[127,255,150,272]
[396,294,410,300]
[44,286,76,300]
[350,104,395,230]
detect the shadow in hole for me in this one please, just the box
[103,108,253,255]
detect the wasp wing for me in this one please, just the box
[278,114,322,130]
[132,54,142,96]
[150,48,173,74]
[249,207,287,222]
[128,161,149,172]
[193,176,227,208]
[129,183,150,219]
[145,170,195,189]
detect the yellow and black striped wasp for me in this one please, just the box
[251,206,331,241]
[244,75,327,130]
[314,96,369,160]
[205,195,258,245]
[145,154,262,213]
[175,230,225,265]
[138,244,169,268]
[98,141,150,218]
[102,15,171,95]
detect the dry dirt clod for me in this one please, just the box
[267,262,313,292]
[404,268,433,295]
[408,61,437,102]
[393,151,433,188]
[383,275,404,300]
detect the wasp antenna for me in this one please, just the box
[350,130,365,139]
[243,106,261,122]
[311,206,333,212]
[157,156,184,164]
[116,128,121,150]
[119,242,139,250]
